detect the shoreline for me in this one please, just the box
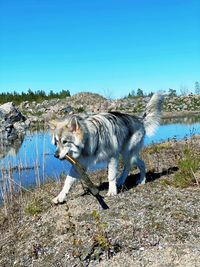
[162,110,200,119]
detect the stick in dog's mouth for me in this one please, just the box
[64,154,109,209]
[64,154,99,196]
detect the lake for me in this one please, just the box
[0,117,200,189]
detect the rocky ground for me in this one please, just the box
[0,136,200,267]
[1,92,200,133]
[0,102,30,143]
[17,92,200,127]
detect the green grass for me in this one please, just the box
[25,196,47,216]
[143,142,172,155]
[173,146,200,188]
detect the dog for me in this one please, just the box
[49,93,164,204]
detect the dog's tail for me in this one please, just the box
[142,93,164,136]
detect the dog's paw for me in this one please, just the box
[107,183,117,196]
[52,194,67,205]
[136,178,146,186]
[106,190,117,197]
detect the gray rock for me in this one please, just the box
[0,102,28,148]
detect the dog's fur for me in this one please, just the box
[49,93,164,204]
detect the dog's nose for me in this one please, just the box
[54,152,59,158]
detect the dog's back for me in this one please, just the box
[80,93,164,164]
[81,112,145,164]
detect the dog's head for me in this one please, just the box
[49,116,84,160]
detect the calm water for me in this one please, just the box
[0,117,200,188]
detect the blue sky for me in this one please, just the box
[0,0,199,98]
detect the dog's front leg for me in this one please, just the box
[107,157,118,196]
[52,166,80,204]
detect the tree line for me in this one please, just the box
[126,81,200,98]
[0,89,71,105]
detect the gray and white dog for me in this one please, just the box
[49,93,164,204]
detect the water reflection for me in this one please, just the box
[162,114,200,125]
[0,131,71,189]
[0,135,24,159]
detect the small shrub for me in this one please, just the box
[86,210,120,262]
[91,210,109,249]
[173,146,200,188]
[75,107,85,113]
[25,197,44,216]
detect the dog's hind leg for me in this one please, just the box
[117,164,130,187]
[52,166,80,204]
[134,157,146,185]
[117,155,146,187]
[107,157,118,196]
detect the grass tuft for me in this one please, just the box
[25,197,45,216]
[173,146,200,188]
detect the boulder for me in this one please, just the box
[0,102,26,123]
[0,102,28,145]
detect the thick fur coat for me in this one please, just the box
[50,93,164,204]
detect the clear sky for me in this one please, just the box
[0,0,199,98]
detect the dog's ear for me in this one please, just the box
[48,120,58,130]
[68,117,80,132]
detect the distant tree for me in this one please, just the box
[195,81,200,94]
[147,92,154,97]
[131,89,135,97]
[127,89,136,98]
[28,88,34,96]
[60,89,71,98]
[136,88,144,97]
[0,89,71,105]
[48,90,55,99]
[168,88,177,97]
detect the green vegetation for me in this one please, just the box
[168,88,177,97]
[0,89,70,105]
[173,146,200,188]
[91,210,109,250]
[25,196,47,216]
[126,89,154,99]
[145,142,172,155]
[88,210,120,261]
[74,106,85,113]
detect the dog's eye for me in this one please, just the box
[62,140,68,145]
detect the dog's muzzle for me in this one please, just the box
[54,150,69,160]
[54,151,60,159]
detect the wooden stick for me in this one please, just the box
[190,167,199,186]
[65,155,99,195]
[65,155,109,209]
